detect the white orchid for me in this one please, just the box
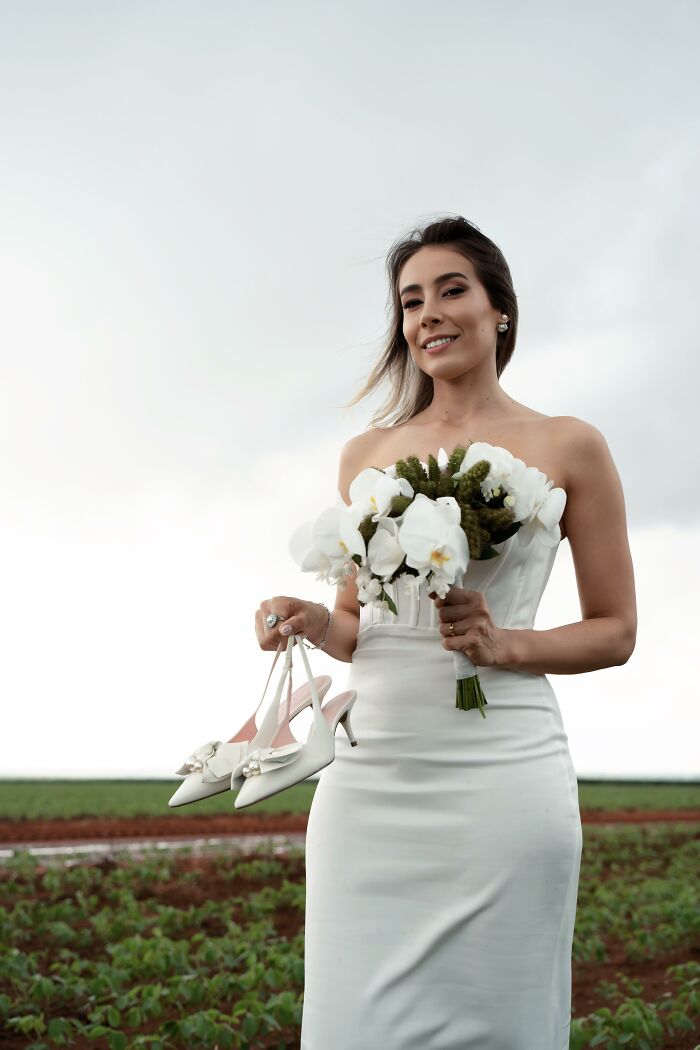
[453,444,566,548]
[356,564,383,603]
[348,466,413,522]
[502,459,567,548]
[338,504,368,560]
[367,516,405,581]
[534,485,567,545]
[289,504,365,587]
[402,569,429,594]
[515,489,566,547]
[453,441,516,500]
[501,459,548,520]
[434,446,450,471]
[398,494,469,599]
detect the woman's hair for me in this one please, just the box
[346,215,518,428]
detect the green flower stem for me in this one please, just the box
[455,676,488,717]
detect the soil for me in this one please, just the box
[1,823,698,1049]
[2,848,698,1049]
[1,808,698,845]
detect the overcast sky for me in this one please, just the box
[1,0,698,781]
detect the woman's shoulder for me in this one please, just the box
[338,429,384,472]
[336,429,387,503]
[509,409,605,446]
[548,415,613,460]
[473,413,615,497]
[542,415,620,501]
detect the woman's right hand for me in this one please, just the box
[255,596,330,651]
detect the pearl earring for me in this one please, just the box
[496,315,509,333]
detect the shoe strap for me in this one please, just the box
[253,640,287,720]
[278,638,294,729]
[259,634,321,740]
[293,634,323,717]
[277,635,296,729]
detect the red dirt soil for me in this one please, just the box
[1,809,698,845]
[1,840,698,1049]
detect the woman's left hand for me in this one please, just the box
[429,586,509,667]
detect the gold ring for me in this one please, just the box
[449,622,455,635]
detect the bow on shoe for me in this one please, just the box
[235,742,303,779]
[175,740,250,783]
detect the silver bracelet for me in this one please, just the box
[304,603,332,650]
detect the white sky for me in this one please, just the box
[1,0,698,780]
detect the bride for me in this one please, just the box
[255,215,637,1049]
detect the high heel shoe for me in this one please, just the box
[168,641,332,808]
[234,634,358,809]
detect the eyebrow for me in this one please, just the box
[399,271,469,298]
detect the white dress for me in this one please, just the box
[301,503,583,1050]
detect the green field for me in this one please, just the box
[1,825,698,1048]
[0,779,698,820]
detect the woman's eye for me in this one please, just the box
[403,286,464,310]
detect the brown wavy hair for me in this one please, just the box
[346,215,519,428]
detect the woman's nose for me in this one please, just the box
[420,300,444,323]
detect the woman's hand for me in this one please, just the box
[429,586,509,668]
[255,596,329,651]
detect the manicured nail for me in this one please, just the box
[280,624,292,635]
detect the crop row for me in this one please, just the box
[0,826,698,1048]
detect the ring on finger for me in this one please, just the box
[265,613,284,630]
[449,621,456,636]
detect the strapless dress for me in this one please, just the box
[301,464,582,1049]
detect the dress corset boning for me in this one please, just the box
[358,529,559,634]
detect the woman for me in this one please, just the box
[255,216,637,1049]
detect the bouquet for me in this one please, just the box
[289,442,566,717]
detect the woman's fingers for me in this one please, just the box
[256,601,291,650]
[261,596,295,621]
[278,603,323,640]
[278,615,302,636]
[431,587,478,607]
[438,591,486,619]
[255,608,279,650]
[255,597,310,650]
[438,616,468,637]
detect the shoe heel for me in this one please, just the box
[339,709,358,747]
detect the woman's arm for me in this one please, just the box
[499,417,637,674]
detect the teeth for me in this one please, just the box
[426,336,455,349]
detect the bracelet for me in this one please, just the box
[304,603,332,651]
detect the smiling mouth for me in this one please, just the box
[423,336,458,353]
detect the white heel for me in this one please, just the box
[234,636,359,809]
[339,709,358,747]
[168,641,332,808]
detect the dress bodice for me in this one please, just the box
[358,530,561,634]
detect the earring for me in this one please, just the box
[496,315,509,332]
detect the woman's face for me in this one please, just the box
[398,245,505,379]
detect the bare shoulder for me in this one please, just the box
[548,414,629,552]
[547,415,616,486]
[550,414,608,447]
[337,429,386,504]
